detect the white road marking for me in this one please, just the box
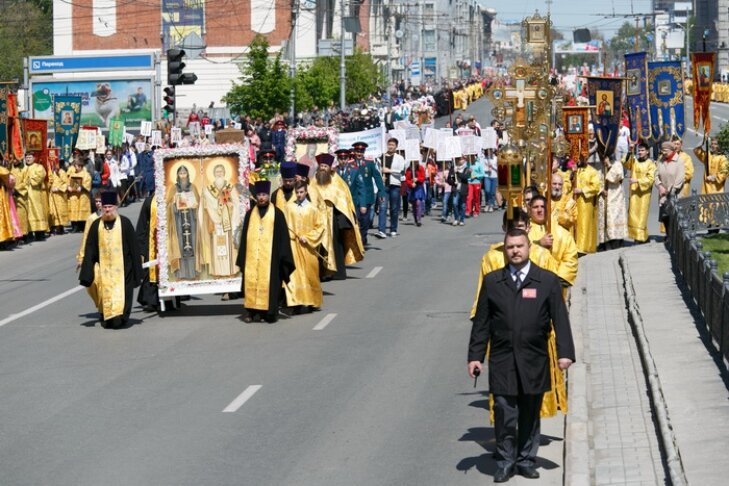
[313,313,337,331]
[366,266,383,279]
[0,286,84,327]
[222,385,262,412]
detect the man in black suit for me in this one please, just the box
[468,228,575,482]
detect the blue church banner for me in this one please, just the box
[647,61,685,140]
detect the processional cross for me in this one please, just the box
[504,79,537,127]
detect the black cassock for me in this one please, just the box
[135,195,159,309]
[236,205,295,315]
[79,215,143,325]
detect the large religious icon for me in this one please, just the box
[567,114,584,134]
[285,126,340,174]
[154,144,250,301]
[26,130,43,152]
[698,63,712,88]
[627,69,642,96]
[596,90,614,117]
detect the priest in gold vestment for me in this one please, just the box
[48,162,69,234]
[694,138,729,194]
[25,153,49,237]
[623,144,655,243]
[200,164,241,277]
[573,159,601,254]
[550,173,576,235]
[237,180,295,324]
[66,156,93,232]
[528,195,579,288]
[0,165,16,245]
[283,181,326,312]
[10,157,29,239]
[674,137,694,197]
[309,153,364,280]
[76,193,103,312]
[79,192,142,329]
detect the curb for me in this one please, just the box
[564,286,591,486]
[618,254,688,486]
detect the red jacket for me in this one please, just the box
[405,165,425,186]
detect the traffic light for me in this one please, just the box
[163,86,175,114]
[167,48,198,86]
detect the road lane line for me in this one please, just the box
[0,286,84,327]
[222,385,262,412]
[366,266,383,279]
[313,313,337,331]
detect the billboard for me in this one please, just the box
[162,0,205,51]
[31,77,153,130]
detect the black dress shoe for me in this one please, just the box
[516,464,540,479]
[493,465,515,483]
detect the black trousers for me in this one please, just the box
[493,392,544,469]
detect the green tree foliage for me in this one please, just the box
[224,35,291,120]
[0,0,53,81]
[293,49,384,111]
[715,123,729,155]
[608,21,653,63]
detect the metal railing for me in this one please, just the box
[665,193,729,364]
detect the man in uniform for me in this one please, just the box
[624,143,656,243]
[468,228,575,482]
[309,153,364,280]
[694,137,729,194]
[573,156,602,254]
[79,191,142,329]
[237,180,295,323]
[351,142,385,246]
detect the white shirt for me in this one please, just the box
[508,261,531,286]
[383,152,406,186]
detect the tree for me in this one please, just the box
[0,0,53,81]
[223,35,291,120]
[607,21,653,65]
[293,49,384,110]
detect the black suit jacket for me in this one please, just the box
[468,264,576,395]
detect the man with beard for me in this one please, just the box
[528,195,579,290]
[167,165,201,280]
[200,164,240,277]
[24,153,49,240]
[550,174,576,235]
[79,191,142,329]
[623,143,656,243]
[236,180,295,323]
[272,162,297,211]
[309,153,364,280]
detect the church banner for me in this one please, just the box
[691,52,716,133]
[154,144,250,301]
[647,61,685,140]
[624,52,652,141]
[53,95,82,161]
[562,106,589,162]
[586,77,623,157]
[7,93,24,160]
[22,119,48,164]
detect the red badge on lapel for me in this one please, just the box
[522,288,537,299]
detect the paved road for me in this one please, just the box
[0,96,567,485]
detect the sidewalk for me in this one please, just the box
[567,242,729,485]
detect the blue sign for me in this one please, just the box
[29,54,154,74]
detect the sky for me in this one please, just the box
[488,0,653,39]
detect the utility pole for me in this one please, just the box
[340,0,347,111]
[289,0,298,123]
